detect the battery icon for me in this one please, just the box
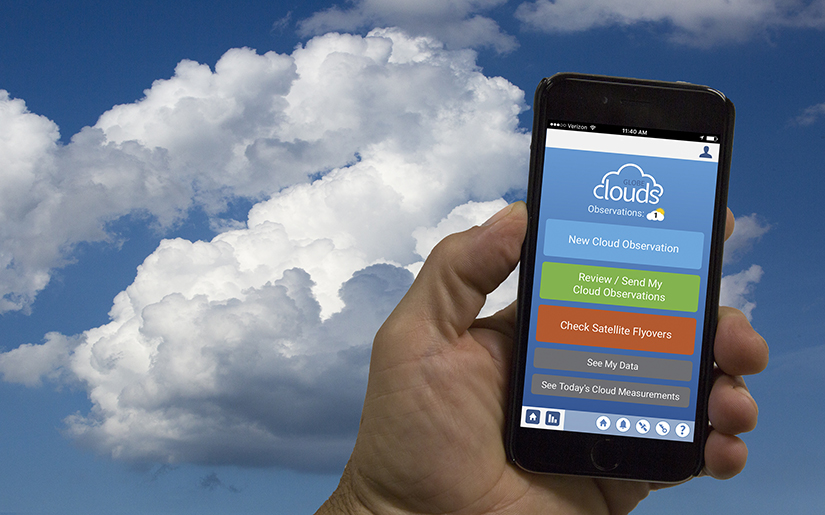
[704,135,719,142]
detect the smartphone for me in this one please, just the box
[506,73,734,482]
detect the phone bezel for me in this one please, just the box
[506,73,735,482]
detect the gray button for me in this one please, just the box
[531,374,690,408]
[534,348,693,381]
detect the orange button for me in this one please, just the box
[536,305,696,355]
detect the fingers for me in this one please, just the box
[702,303,768,479]
[389,202,527,338]
[708,372,758,434]
[703,431,749,479]
[709,308,766,428]
[714,306,769,377]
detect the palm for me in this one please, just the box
[350,307,650,515]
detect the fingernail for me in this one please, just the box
[481,203,513,227]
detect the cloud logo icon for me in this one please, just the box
[647,208,665,221]
[593,163,664,204]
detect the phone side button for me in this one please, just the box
[590,438,622,472]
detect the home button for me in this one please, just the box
[591,438,622,472]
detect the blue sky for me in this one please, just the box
[0,0,823,513]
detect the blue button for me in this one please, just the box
[544,219,705,270]
[525,409,541,424]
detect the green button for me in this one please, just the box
[540,262,700,312]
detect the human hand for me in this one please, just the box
[317,202,768,515]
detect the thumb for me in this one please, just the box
[381,202,527,347]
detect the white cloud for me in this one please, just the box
[62,265,411,470]
[720,264,764,321]
[0,29,528,470]
[0,91,62,313]
[723,213,770,264]
[0,332,77,387]
[792,101,825,126]
[0,49,302,314]
[718,213,768,320]
[0,26,528,316]
[299,0,518,53]
[515,0,825,46]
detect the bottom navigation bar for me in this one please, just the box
[520,406,695,442]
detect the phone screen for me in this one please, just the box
[518,121,722,443]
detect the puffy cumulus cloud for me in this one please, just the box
[720,264,764,321]
[0,49,296,313]
[1,29,528,470]
[0,91,61,312]
[62,264,412,470]
[299,0,518,53]
[515,0,825,46]
[0,332,78,387]
[0,28,526,315]
[92,48,307,209]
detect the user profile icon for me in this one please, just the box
[699,146,713,159]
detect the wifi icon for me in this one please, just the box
[590,125,596,130]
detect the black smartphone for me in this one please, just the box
[506,73,734,482]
